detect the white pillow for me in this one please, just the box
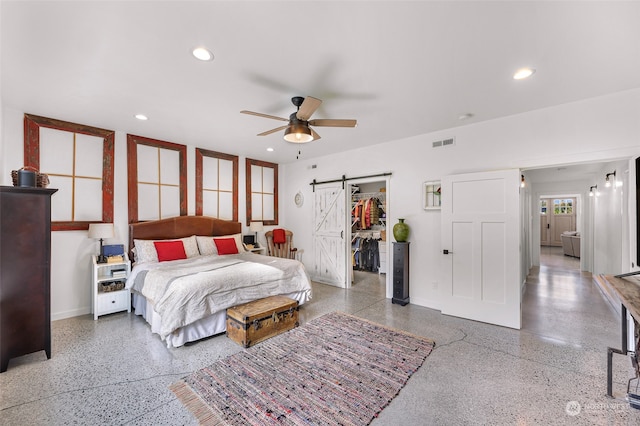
[181,235,200,257]
[196,233,245,256]
[134,235,199,263]
[196,235,217,256]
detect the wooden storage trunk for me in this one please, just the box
[226,295,299,348]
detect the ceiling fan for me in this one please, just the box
[241,96,357,143]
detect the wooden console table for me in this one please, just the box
[604,274,640,397]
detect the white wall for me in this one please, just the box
[2,89,640,319]
[592,160,629,275]
[282,88,640,311]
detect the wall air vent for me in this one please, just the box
[432,137,455,148]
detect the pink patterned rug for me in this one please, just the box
[170,311,435,425]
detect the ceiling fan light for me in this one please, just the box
[284,124,313,143]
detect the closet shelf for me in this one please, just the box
[352,191,386,201]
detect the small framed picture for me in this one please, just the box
[423,181,441,210]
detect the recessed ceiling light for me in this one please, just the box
[266,147,274,152]
[513,67,535,80]
[192,47,214,61]
[458,113,474,120]
[134,114,148,121]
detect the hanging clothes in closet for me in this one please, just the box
[352,233,381,272]
[352,197,384,230]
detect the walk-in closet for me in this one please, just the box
[350,181,387,288]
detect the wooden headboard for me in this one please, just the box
[128,216,242,260]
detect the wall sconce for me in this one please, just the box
[589,185,598,197]
[520,175,526,188]
[605,171,616,188]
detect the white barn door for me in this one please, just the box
[441,169,521,329]
[312,185,346,287]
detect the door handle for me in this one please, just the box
[341,230,343,239]
[547,223,550,229]
[443,249,453,255]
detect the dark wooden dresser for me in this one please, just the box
[0,186,57,372]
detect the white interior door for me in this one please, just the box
[312,185,346,287]
[441,169,521,329]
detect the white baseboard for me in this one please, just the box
[409,296,442,312]
[52,307,90,322]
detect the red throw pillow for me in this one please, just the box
[214,238,239,255]
[273,228,286,244]
[154,240,187,262]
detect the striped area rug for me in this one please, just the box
[170,311,435,425]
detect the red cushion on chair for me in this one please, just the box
[154,240,187,262]
[273,228,286,244]
[214,238,239,255]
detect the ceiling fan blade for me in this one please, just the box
[308,119,357,128]
[311,128,321,141]
[296,97,322,121]
[241,110,288,122]
[257,125,288,136]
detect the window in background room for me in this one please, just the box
[246,158,278,226]
[196,148,238,221]
[23,114,114,231]
[553,198,574,215]
[540,199,548,215]
[127,134,187,223]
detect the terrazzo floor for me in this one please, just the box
[2,247,640,425]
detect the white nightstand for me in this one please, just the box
[91,254,131,320]
[248,246,266,255]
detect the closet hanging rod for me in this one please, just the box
[310,172,392,191]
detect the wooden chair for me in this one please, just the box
[265,229,298,259]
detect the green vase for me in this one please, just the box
[393,218,409,242]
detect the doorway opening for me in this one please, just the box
[539,195,582,270]
[537,193,584,270]
[347,179,388,294]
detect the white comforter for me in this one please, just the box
[126,253,312,339]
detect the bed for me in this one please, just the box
[125,216,312,348]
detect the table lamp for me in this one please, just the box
[249,221,264,247]
[88,223,114,263]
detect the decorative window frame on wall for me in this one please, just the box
[246,158,278,226]
[23,113,115,231]
[126,134,187,224]
[195,148,239,221]
[423,180,441,210]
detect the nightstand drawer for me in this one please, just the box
[97,290,129,315]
